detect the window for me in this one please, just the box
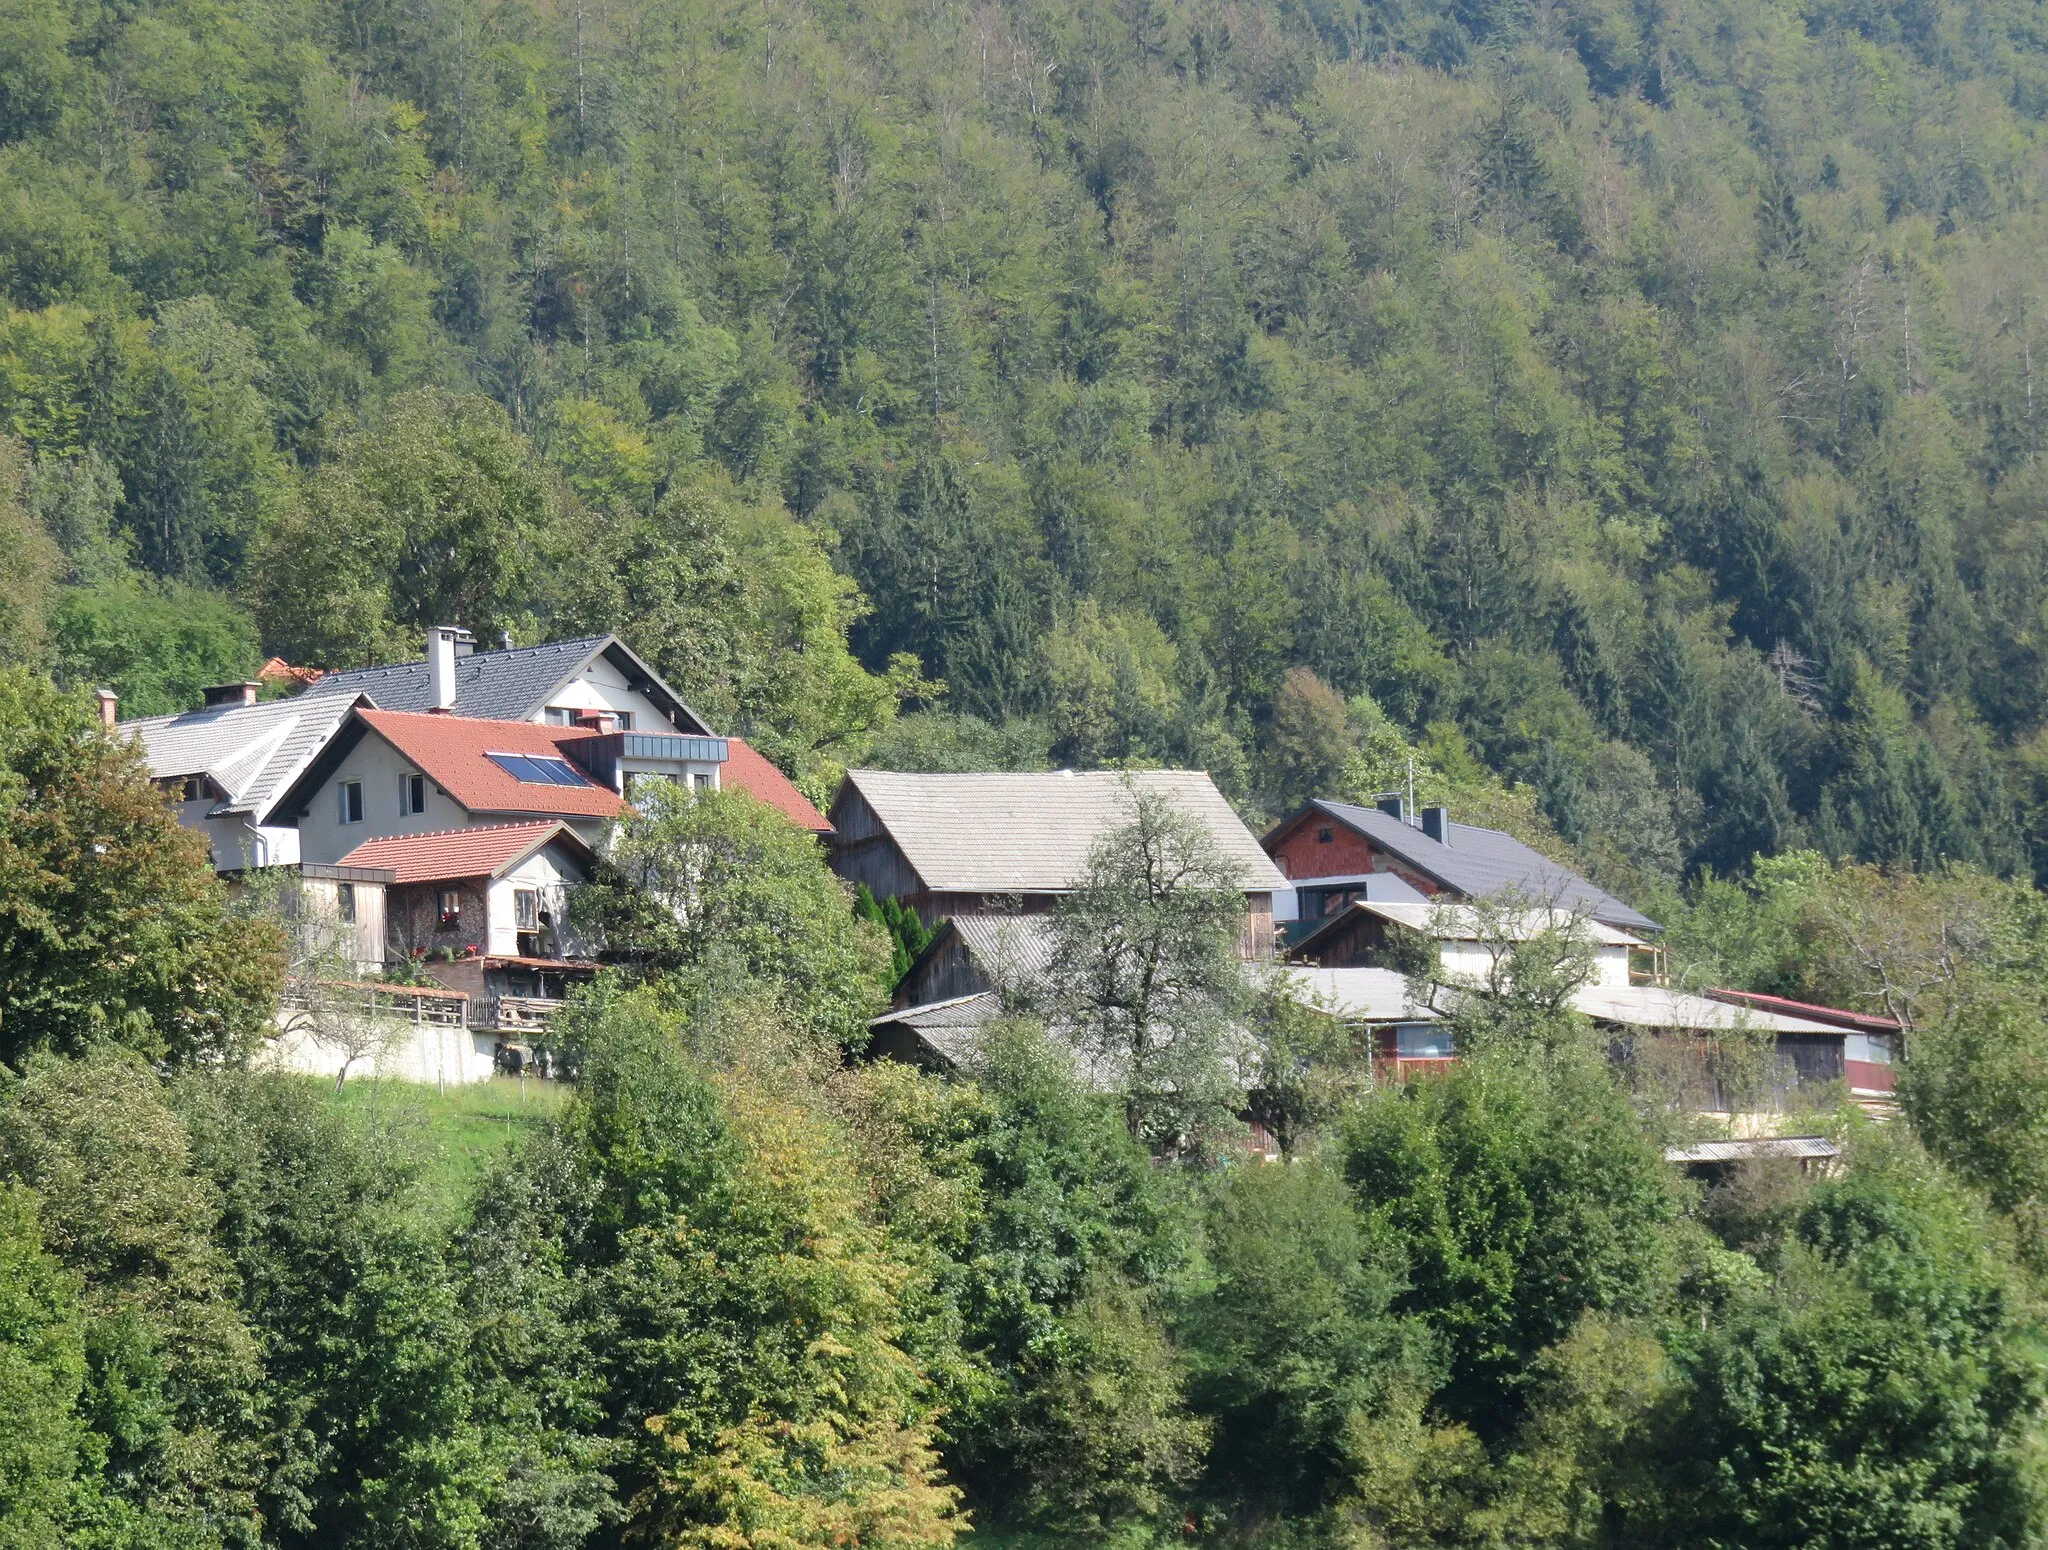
[181,776,204,802]
[514,889,539,931]
[338,780,364,824]
[487,752,591,787]
[336,883,356,924]
[691,771,712,792]
[437,888,462,929]
[613,711,633,730]
[1317,827,1334,844]
[399,772,426,815]
[1395,1026,1454,1060]
[543,706,574,725]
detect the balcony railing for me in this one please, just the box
[286,980,471,1027]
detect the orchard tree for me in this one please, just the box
[1034,781,1251,1149]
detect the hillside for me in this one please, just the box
[6,0,2048,895]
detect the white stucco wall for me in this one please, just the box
[537,655,681,730]
[296,732,458,865]
[484,843,591,957]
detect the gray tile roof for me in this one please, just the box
[299,635,710,731]
[123,694,364,820]
[1305,800,1660,932]
[844,770,1288,894]
[299,636,614,721]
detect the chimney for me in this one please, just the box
[1421,805,1450,845]
[453,629,476,659]
[574,710,618,735]
[428,626,461,711]
[202,681,261,708]
[94,687,118,727]
[500,630,514,651]
[1375,792,1407,822]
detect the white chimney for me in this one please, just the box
[429,626,460,711]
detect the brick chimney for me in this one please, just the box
[574,710,618,735]
[94,687,118,727]
[202,682,261,708]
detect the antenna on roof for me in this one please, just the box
[1406,756,1415,824]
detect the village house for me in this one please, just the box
[1264,794,1660,935]
[829,768,1287,955]
[1283,897,1896,1114]
[122,630,723,872]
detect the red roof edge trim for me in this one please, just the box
[1704,987,1901,1034]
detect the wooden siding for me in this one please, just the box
[894,930,997,1009]
[827,787,930,901]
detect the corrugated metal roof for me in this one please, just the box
[1663,1136,1840,1164]
[1574,985,1848,1034]
[1349,900,1647,946]
[947,913,1059,985]
[1296,801,1660,933]
[1281,966,1437,1023]
[334,820,589,883]
[841,770,1287,893]
[124,693,364,820]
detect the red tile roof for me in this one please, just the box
[359,709,626,819]
[724,738,832,833]
[335,820,590,883]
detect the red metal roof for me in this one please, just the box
[724,737,832,833]
[359,709,627,819]
[334,820,590,883]
[1705,987,1901,1034]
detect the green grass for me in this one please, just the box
[315,1073,573,1225]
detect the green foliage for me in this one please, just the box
[0,1182,87,1550]
[50,574,262,718]
[1646,1134,2048,1548]
[855,885,940,985]
[548,985,963,1547]
[575,786,890,1050]
[0,669,282,1068]
[1035,783,1252,1150]
[1341,1057,1677,1440]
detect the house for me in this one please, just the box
[123,683,371,870]
[1703,989,1898,1102]
[1265,795,1659,935]
[1282,966,1448,1079]
[1284,898,1879,1117]
[829,769,1288,957]
[297,628,714,732]
[122,630,723,872]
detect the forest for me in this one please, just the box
[10,0,2048,1538]
[6,0,2048,888]
[9,661,2048,1549]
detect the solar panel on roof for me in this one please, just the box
[488,752,591,787]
